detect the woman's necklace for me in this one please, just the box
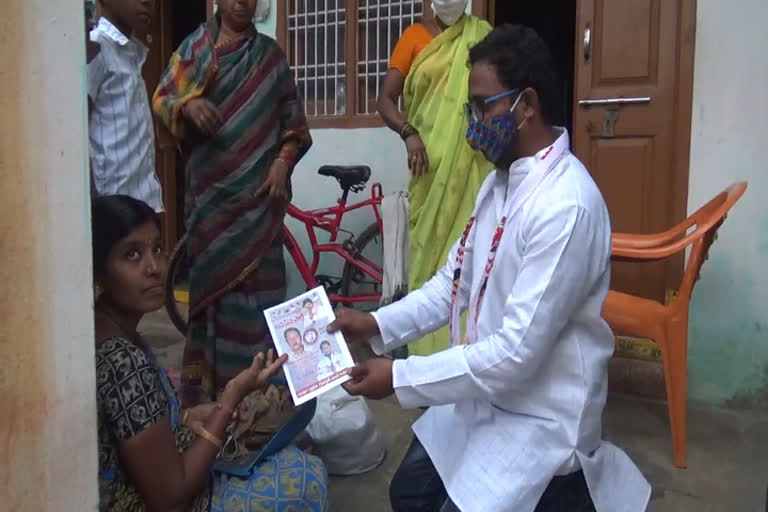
[215,32,234,50]
[216,24,248,50]
[96,305,140,344]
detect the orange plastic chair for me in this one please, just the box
[603,182,747,468]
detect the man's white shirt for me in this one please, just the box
[371,130,650,512]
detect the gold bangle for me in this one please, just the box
[181,409,190,426]
[196,426,223,449]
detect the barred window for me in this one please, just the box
[278,0,424,128]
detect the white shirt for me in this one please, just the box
[372,130,651,512]
[317,353,342,380]
[88,18,163,212]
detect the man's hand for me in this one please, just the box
[327,307,380,344]
[182,98,224,136]
[343,358,394,399]
[254,159,291,203]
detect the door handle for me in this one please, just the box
[578,97,652,107]
[583,24,592,61]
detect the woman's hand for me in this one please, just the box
[255,159,292,203]
[222,350,287,407]
[405,134,430,177]
[183,403,238,432]
[182,98,223,136]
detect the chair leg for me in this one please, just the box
[660,321,689,468]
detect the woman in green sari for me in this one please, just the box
[377,0,492,356]
[153,0,311,406]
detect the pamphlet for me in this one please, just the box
[265,286,354,405]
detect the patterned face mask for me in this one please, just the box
[466,93,526,166]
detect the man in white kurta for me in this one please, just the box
[330,24,651,512]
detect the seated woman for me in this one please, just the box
[92,195,329,511]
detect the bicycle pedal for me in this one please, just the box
[314,275,342,293]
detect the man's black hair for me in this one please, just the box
[284,327,301,338]
[469,24,561,125]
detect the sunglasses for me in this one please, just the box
[464,89,521,123]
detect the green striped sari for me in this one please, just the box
[154,19,311,406]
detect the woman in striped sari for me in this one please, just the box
[153,0,311,407]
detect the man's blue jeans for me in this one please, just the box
[390,437,597,512]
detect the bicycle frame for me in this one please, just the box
[283,183,384,304]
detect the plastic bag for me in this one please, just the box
[305,386,387,475]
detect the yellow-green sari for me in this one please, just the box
[404,15,493,355]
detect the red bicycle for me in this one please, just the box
[166,164,385,333]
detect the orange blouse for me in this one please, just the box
[389,23,434,76]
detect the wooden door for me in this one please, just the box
[136,0,178,250]
[572,0,696,301]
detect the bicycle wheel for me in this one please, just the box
[165,236,189,335]
[340,222,383,312]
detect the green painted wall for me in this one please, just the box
[686,0,768,407]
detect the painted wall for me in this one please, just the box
[686,0,768,406]
[1,0,98,509]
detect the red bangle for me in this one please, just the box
[278,154,295,167]
[278,145,298,166]
[276,157,294,169]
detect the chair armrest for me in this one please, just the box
[612,238,691,261]
[612,218,696,249]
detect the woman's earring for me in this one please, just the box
[94,283,103,300]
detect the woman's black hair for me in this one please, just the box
[469,24,561,125]
[92,195,160,277]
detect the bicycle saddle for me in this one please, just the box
[318,165,371,191]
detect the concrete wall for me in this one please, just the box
[0,0,98,509]
[686,0,768,406]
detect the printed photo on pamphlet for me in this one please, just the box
[265,286,354,405]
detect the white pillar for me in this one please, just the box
[0,1,98,509]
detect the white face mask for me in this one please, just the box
[431,0,468,26]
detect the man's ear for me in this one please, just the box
[520,87,540,121]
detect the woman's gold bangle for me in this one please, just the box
[181,409,190,426]
[196,426,223,449]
